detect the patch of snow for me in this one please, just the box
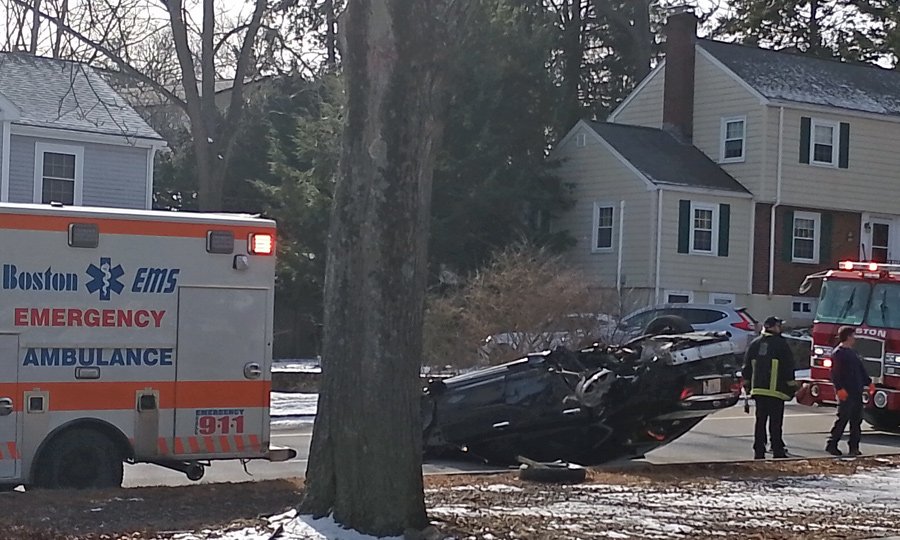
[285,515,403,540]
[271,392,318,417]
[173,513,403,540]
[273,359,322,374]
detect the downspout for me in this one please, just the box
[654,188,663,304]
[616,200,625,295]
[146,146,158,210]
[768,106,785,296]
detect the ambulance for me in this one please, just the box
[0,202,295,489]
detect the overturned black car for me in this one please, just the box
[422,331,741,466]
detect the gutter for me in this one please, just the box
[616,200,625,295]
[654,188,663,303]
[768,106,785,296]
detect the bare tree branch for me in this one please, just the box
[9,0,188,110]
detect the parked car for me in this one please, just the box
[610,304,760,355]
[423,331,741,465]
[479,313,616,363]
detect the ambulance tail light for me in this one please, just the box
[249,233,274,255]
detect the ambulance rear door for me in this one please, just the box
[0,334,20,479]
[174,287,269,457]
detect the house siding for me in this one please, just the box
[552,125,655,296]
[657,190,753,302]
[7,134,149,208]
[612,67,664,128]
[752,204,861,296]
[692,51,765,197]
[775,108,900,215]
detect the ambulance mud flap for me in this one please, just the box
[266,445,297,462]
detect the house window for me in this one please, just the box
[872,222,890,263]
[811,120,838,166]
[720,116,746,162]
[690,203,717,254]
[592,203,614,252]
[792,298,817,319]
[575,133,587,147]
[34,143,83,206]
[709,292,736,306]
[665,290,694,304]
[792,211,821,264]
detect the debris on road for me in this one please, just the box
[422,332,741,466]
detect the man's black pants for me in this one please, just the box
[829,396,863,449]
[754,395,785,456]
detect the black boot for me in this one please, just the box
[848,446,862,457]
[826,442,843,456]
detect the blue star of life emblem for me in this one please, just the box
[86,257,125,301]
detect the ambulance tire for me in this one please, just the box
[35,429,123,489]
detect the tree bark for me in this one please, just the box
[325,0,337,68]
[301,0,458,535]
[562,0,584,130]
[29,0,41,53]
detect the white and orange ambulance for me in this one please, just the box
[0,202,294,489]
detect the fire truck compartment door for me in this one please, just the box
[174,288,268,455]
[0,334,19,479]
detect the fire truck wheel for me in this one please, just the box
[35,429,123,489]
[863,410,900,432]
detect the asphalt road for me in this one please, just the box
[122,404,900,488]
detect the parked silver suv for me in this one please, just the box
[615,304,760,354]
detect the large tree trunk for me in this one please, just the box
[302,0,454,535]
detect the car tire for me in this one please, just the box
[34,429,123,489]
[518,462,587,484]
[645,315,693,336]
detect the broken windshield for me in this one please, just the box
[816,279,870,325]
[866,283,900,329]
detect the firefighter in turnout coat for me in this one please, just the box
[742,316,797,459]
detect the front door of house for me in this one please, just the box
[872,219,892,263]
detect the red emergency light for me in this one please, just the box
[248,233,274,255]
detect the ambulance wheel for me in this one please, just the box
[864,410,900,432]
[35,429,123,489]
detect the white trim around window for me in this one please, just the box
[709,292,736,306]
[689,202,719,256]
[664,290,694,304]
[719,116,746,163]
[33,142,84,206]
[792,211,821,264]
[791,297,817,319]
[810,118,839,167]
[591,202,615,253]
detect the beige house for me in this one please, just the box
[554,10,900,323]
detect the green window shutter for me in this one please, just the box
[718,203,730,257]
[839,123,850,169]
[800,117,811,164]
[678,200,690,254]
[820,212,833,264]
[782,209,795,262]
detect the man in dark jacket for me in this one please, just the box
[827,326,874,457]
[743,316,796,459]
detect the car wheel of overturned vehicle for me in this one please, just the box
[863,409,900,432]
[575,368,615,409]
[645,315,693,336]
[34,429,123,489]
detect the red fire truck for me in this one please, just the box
[797,260,900,430]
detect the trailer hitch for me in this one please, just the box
[151,460,206,481]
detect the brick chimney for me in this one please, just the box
[663,8,699,143]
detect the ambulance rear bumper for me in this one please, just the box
[266,445,297,462]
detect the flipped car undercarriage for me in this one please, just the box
[422,332,741,466]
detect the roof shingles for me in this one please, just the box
[699,39,900,117]
[586,122,750,194]
[0,53,162,141]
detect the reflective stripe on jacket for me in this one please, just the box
[743,332,796,401]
